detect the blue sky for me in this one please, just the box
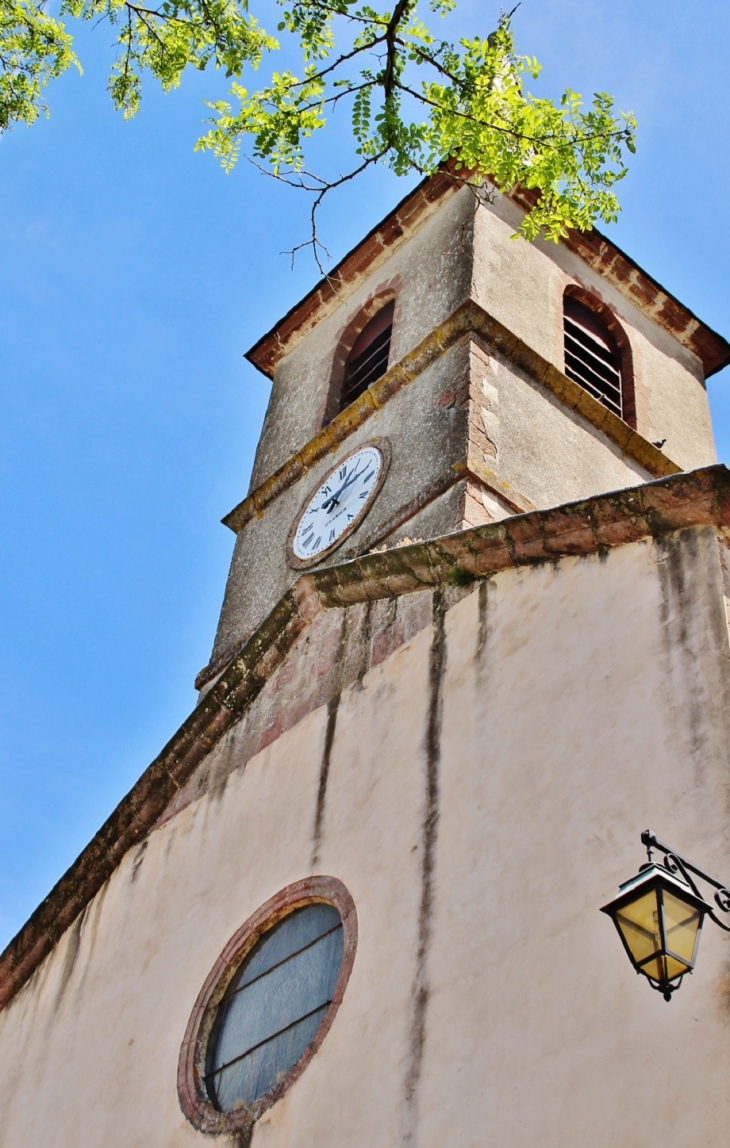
[1,0,729,948]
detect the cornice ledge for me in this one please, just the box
[223,298,679,536]
[2,465,730,1014]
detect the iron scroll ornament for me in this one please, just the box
[641,830,730,931]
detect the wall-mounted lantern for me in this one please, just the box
[601,831,730,1001]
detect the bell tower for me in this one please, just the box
[198,173,724,690]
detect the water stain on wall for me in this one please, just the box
[129,839,148,884]
[656,530,707,766]
[312,693,341,869]
[52,903,89,1014]
[311,609,349,867]
[402,589,447,1145]
[476,577,489,669]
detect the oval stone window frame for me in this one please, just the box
[178,876,357,1137]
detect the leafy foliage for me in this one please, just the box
[0,0,77,130]
[1,0,636,258]
[63,0,276,119]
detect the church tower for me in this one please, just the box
[2,174,730,1148]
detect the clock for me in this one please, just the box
[288,441,390,568]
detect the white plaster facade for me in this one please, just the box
[2,528,730,1146]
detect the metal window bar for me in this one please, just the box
[220,923,343,1004]
[204,1001,331,1084]
[341,325,392,407]
[205,913,344,1108]
[564,315,623,418]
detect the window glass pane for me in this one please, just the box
[639,956,666,983]
[210,927,344,1069]
[664,954,691,981]
[205,903,346,1109]
[227,904,341,996]
[210,1006,328,1111]
[209,927,343,1073]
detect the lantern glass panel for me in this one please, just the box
[663,891,702,966]
[664,954,691,980]
[615,889,662,968]
[641,955,667,982]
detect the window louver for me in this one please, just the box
[341,302,394,408]
[564,297,623,419]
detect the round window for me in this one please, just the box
[207,901,343,1108]
[178,878,357,1136]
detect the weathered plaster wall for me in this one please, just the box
[250,188,477,489]
[254,184,716,498]
[211,185,717,675]
[212,337,473,663]
[2,527,730,1148]
[472,193,717,470]
[486,345,649,510]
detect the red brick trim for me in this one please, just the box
[246,174,730,380]
[4,466,730,1014]
[178,876,357,1136]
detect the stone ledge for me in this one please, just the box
[223,299,680,535]
[2,465,730,1012]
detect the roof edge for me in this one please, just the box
[3,465,730,1011]
[245,174,730,380]
[245,169,460,378]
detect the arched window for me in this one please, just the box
[563,294,633,424]
[340,300,394,410]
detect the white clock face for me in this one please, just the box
[291,445,384,563]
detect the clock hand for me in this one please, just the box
[319,479,348,512]
[320,467,365,512]
[335,467,375,506]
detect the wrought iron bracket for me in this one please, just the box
[641,830,730,932]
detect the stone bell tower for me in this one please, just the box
[2,173,730,1148]
[199,173,720,690]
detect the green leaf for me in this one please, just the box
[1,0,636,248]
